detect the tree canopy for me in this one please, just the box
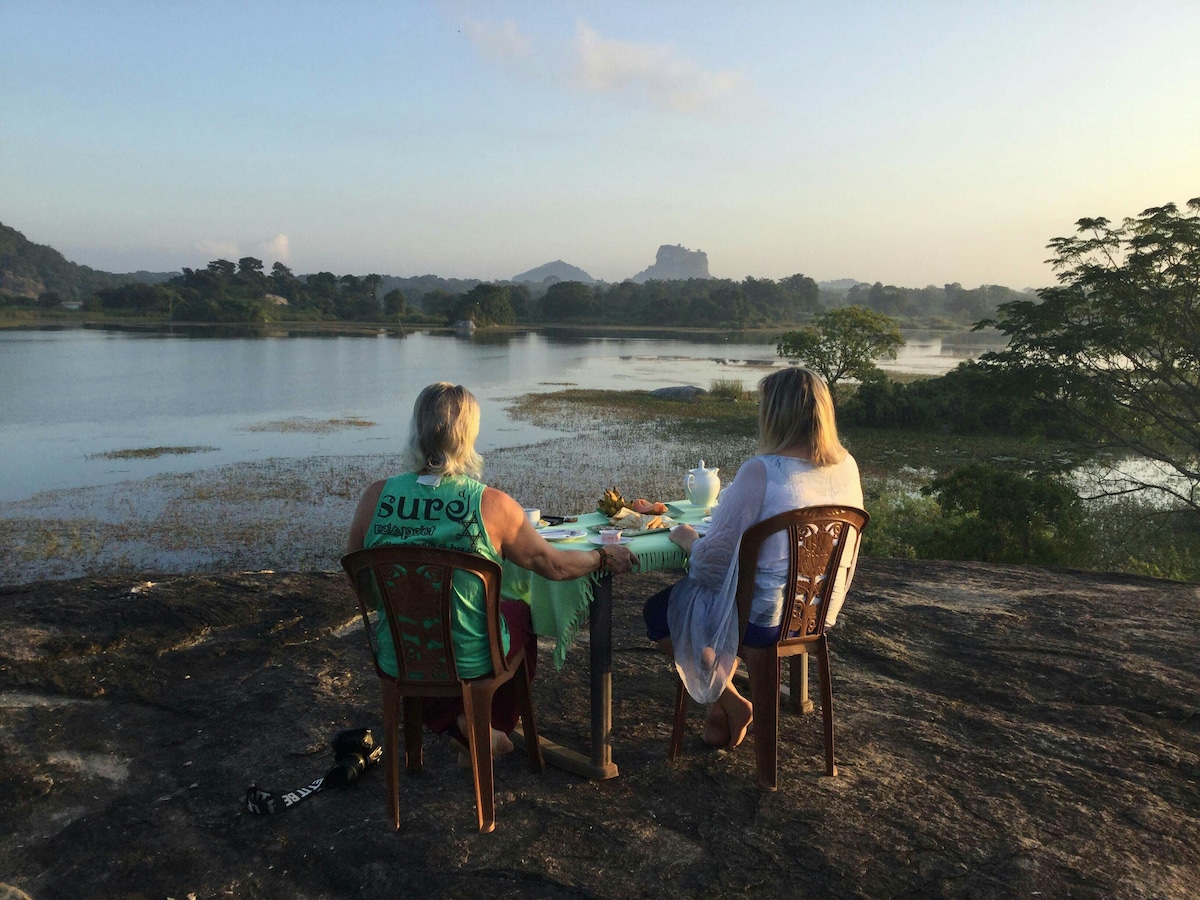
[980,197,1200,511]
[775,305,905,396]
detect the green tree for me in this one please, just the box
[235,257,266,297]
[363,274,383,308]
[780,273,821,316]
[207,259,237,278]
[382,288,406,319]
[269,262,300,303]
[775,305,905,397]
[507,283,532,321]
[421,288,457,318]
[452,283,515,327]
[980,197,1200,511]
[539,281,595,321]
[237,257,264,277]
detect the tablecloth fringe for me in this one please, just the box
[552,572,598,670]
[633,548,685,575]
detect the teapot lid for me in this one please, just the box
[690,459,718,473]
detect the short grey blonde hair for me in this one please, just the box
[757,367,847,466]
[403,382,484,479]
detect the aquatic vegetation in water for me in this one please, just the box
[91,446,218,460]
[243,417,376,434]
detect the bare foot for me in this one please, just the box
[718,689,753,750]
[453,717,514,768]
[702,703,730,747]
[490,727,514,757]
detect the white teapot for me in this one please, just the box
[685,460,720,510]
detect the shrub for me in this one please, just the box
[920,464,1093,565]
[708,378,745,401]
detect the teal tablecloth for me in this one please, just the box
[502,501,710,669]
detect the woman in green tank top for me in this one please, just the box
[347,383,638,762]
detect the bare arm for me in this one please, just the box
[482,487,637,577]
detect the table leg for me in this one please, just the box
[588,572,618,777]
[512,573,619,780]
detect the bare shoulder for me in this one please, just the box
[481,485,522,524]
[347,479,388,554]
[481,485,524,552]
[356,479,387,510]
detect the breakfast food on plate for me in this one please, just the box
[597,490,672,529]
[608,507,674,532]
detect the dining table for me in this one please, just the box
[500,500,711,780]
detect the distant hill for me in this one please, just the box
[0,223,177,303]
[512,260,596,284]
[631,244,711,283]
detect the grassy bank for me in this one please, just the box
[1,387,1195,584]
[504,389,1199,582]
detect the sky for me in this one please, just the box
[2,1,1197,290]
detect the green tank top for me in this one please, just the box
[362,473,507,679]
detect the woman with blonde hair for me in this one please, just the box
[642,367,864,749]
[348,382,638,761]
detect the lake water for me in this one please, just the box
[0,325,1000,503]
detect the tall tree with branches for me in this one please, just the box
[980,197,1200,511]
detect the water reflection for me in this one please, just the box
[0,324,1003,503]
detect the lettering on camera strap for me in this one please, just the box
[245,777,325,815]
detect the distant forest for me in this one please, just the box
[0,222,1031,327]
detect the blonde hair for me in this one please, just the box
[403,382,484,479]
[757,367,847,466]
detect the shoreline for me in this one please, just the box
[0,313,987,338]
[0,395,760,585]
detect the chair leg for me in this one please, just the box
[514,655,545,771]
[816,639,837,777]
[668,677,688,760]
[745,648,781,792]
[402,696,424,773]
[380,680,401,831]
[463,681,498,833]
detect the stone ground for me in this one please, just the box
[2,558,1198,899]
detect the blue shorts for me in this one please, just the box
[642,582,781,648]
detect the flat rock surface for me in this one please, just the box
[1,559,1198,898]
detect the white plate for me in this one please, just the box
[539,527,587,541]
[586,535,633,545]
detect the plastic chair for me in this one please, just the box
[668,505,869,790]
[341,545,544,833]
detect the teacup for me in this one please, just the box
[599,527,622,544]
[524,507,541,526]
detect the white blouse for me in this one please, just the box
[666,453,864,703]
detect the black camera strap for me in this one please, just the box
[245,727,381,816]
[245,777,325,815]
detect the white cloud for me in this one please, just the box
[259,233,290,261]
[461,17,532,61]
[194,238,240,260]
[573,22,750,114]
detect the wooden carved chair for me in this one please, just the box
[341,545,544,833]
[668,505,869,790]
